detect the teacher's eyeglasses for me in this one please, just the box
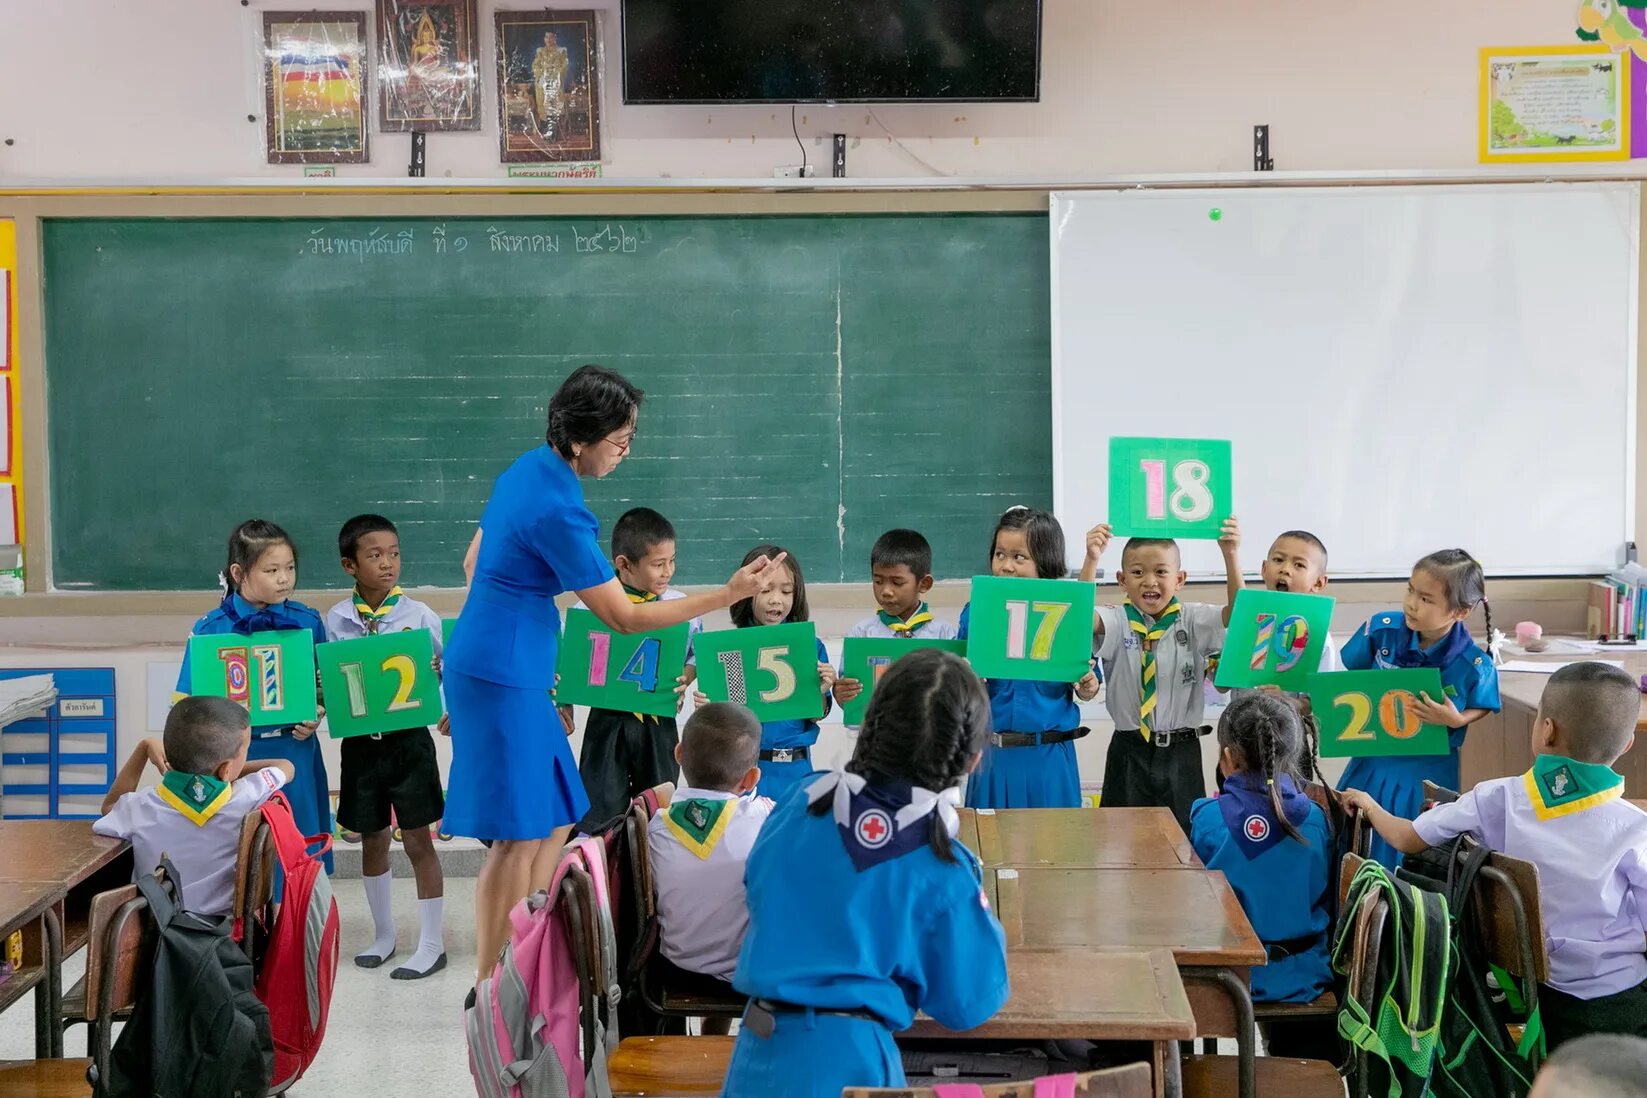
[602,430,636,456]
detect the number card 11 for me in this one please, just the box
[1214,589,1336,691]
[693,622,824,724]
[1310,669,1450,758]
[554,609,691,719]
[965,576,1097,683]
[186,629,317,725]
[316,630,443,739]
[1108,437,1232,540]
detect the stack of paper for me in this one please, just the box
[0,674,56,729]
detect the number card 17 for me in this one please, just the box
[965,576,1097,683]
[186,629,317,725]
[1108,437,1232,540]
[1214,589,1336,691]
[1310,669,1450,758]
[554,610,691,718]
[692,622,824,724]
[316,629,443,739]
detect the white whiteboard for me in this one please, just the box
[1050,184,1639,578]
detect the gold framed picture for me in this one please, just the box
[378,0,481,131]
[495,9,603,163]
[263,12,369,164]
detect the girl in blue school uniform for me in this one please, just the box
[958,506,1101,808]
[1190,692,1337,1060]
[697,544,836,805]
[1339,549,1501,868]
[176,519,333,871]
[725,648,1010,1098]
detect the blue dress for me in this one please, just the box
[1337,613,1501,868]
[755,638,833,806]
[725,780,1010,1097]
[443,446,614,840]
[957,604,1083,809]
[177,593,333,873]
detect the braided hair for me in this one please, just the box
[807,648,990,862]
[1217,693,1308,845]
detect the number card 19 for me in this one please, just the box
[554,609,691,718]
[965,576,1097,683]
[692,622,824,724]
[1108,437,1232,540]
[186,629,317,725]
[317,629,443,739]
[1214,589,1336,691]
[1310,669,1451,758]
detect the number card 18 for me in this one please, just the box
[1310,669,1451,758]
[692,622,824,724]
[1108,437,1233,540]
[554,610,691,718]
[317,629,443,739]
[186,629,318,726]
[965,576,1097,683]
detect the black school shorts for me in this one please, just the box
[336,726,445,834]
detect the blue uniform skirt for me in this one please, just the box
[965,739,1080,809]
[721,1010,901,1097]
[250,727,333,875]
[1339,752,1460,869]
[442,669,590,841]
[756,758,819,807]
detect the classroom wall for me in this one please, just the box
[0,0,1581,182]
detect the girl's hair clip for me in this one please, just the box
[1002,504,1029,514]
[1266,778,1275,786]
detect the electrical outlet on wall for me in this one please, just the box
[773,165,815,178]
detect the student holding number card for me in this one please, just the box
[323,513,448,979]
[958,507,1101,810]
[176,519,333,872]
[694,545,835,805]
[832,529,958,715]
[1338,549,1501,868]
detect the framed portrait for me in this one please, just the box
[263,12,369,164]
[378,0,481,131]
[495,9,604,163]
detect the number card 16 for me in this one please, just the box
[186,629,317,726]
[839,637,968,727]
[554,609,691,718]
[1108,437,1232,540]
[965,576,1097,683]
[1310,669,1450,758]
[692,622,824,724]
[316,629,443,739]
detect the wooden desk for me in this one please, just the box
[971,808,1201,870]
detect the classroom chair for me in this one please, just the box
[842,1063,1153,1098]
[0,885,150,1098]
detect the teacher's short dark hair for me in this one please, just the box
[546,365,645,459]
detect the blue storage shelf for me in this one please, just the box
[0,668,117,819]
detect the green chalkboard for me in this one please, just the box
[43,215,1051,589]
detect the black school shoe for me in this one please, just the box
[392,952,448,980]
[354,949,396,970]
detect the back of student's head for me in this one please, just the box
[1216,692,1308,844]
[1540,661,1639,763]
[1530,1034,1647,1098]
[338,513,396,560]
[612,507,675,564]
[730,544,808,626]
[224,518,295,592]
[678,703,761,791]
[871,529,933,578]
[989,506,1066,579]
[164,697,250,775]
[815,648,990,862]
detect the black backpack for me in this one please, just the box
[97,858,274,1098]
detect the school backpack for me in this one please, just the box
[1331,858,1452,1098]
[254,791,340,1094]
[98,856,274,1098]
[1398,836,1544,1097]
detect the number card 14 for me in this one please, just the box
[186,629,317,725]
[1108,437,1232,540]
[965,576,1097,683]
[693,622,824,724]
[1310,669,1451,758]
[555,609,691,719]
[316,629,443,739]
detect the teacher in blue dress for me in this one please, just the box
[443,364,783,986]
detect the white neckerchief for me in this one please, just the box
[804,770,961,837]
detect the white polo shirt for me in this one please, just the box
[647,787,772,979]
[324,590,445,648]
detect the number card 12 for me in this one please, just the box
[1108,437,1232,540]
[186,629,317,725]
[1214,589,1336,691]
[693,622,824,723]
[316,630,443,739]
[965,576,1097,683]
[1310,669,1450,758]
[554,609,691,719]
[839,637,968,727]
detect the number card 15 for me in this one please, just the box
[692,622,824,724]
[554,609,691,718]
[186,629,317,726]
[1214,589,1336,691]
[965,576,1097,683]
[1310,669,1450,758]
[316,629,443,739]
[1108,437,1232,540]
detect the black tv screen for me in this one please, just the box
[621,0,1042,104]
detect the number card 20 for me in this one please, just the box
[692,622,824,724]
[1108,437,1233,540]
[554,609,691,719]
[965,576,1097,683]
[186,629,317,725]
[317,629,443,739]
[1309,669,1451,758]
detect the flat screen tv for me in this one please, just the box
[620,0,1042,104]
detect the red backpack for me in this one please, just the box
[255,792,340,1093]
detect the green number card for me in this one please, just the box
[693,622,825,723]
[965,576,1097,683]
[1214,589,1337,691]
[442,617,457,647]
[554,609,691,718]
[840,637,969,726]
[186,629,317,725]
[1108,437,1233,540]
[1310,669,1450,758]
[316,630,443,739]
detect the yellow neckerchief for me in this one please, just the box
[879,603,934,635]
[353,585,403,634]
[1522,753,1625,821]
[156,770,232,827]
[662,797,737,859]
[1125,598,1183,741]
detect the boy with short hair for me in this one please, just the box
[1346,662,1647,1051]
[94,696,294,917]
[832,528,957,710]
[324,513,447,979]
[647,703,771,985]
[1236,522,1345,691]
[1530,1034,1647,1098]
[572,506,702,831]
